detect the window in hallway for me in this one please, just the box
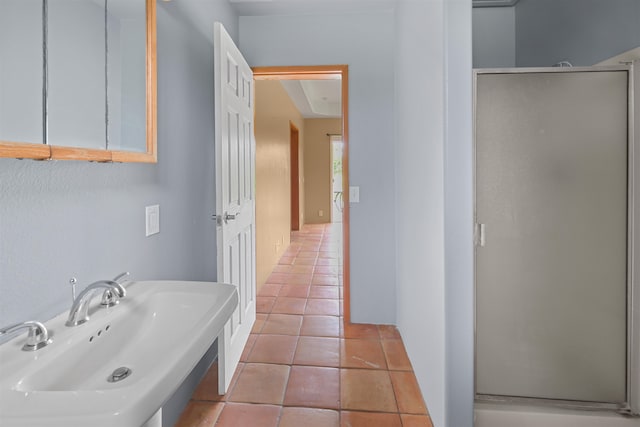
[331,135,344,224]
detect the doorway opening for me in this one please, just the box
[330,135,343,223]
[253,65,351,323]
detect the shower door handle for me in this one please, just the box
[475,223,486,247]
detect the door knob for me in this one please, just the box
[211,212,239,224]
[224,212,239,223]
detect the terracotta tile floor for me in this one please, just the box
[175,224,433,427]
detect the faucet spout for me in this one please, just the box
[66,280,126,327]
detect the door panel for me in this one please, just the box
[475,70,628,403]
[215,22,256,394]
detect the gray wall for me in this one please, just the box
[445,2,475,426]
[473,6,515,68]
[394,0,446,424]
[472,1,640,68]
[239,11,397,324]
[394,0,474,426]
[516,0,640,66]
[0,1,238,424]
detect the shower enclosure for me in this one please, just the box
[474,64,639,417]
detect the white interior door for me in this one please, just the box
[214,22,256,394]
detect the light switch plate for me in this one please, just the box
[349,186,360,203]
[146,205,160,236]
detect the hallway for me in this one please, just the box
[176,224,432,427]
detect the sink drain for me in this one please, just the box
[108,366,132,383]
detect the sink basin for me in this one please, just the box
[0,280,238,427]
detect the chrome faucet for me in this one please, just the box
[0,321,52,351]
[66,280,126,327]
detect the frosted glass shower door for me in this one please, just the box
[475,70,629,403]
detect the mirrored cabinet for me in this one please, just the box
[0,0,44,147]
[0,0,156,162]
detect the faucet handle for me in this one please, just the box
[101,273,130,307]
[112,271,131,284]
[100,289,120,307]
[0,321,52,351]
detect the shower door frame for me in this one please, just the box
[473,64,640,416]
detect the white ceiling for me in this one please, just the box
[280,80,342,118]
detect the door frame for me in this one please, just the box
[290,122,300,231]
[253,65,351,323]
[473,65,639,415]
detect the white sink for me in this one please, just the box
[0,280,238,427]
